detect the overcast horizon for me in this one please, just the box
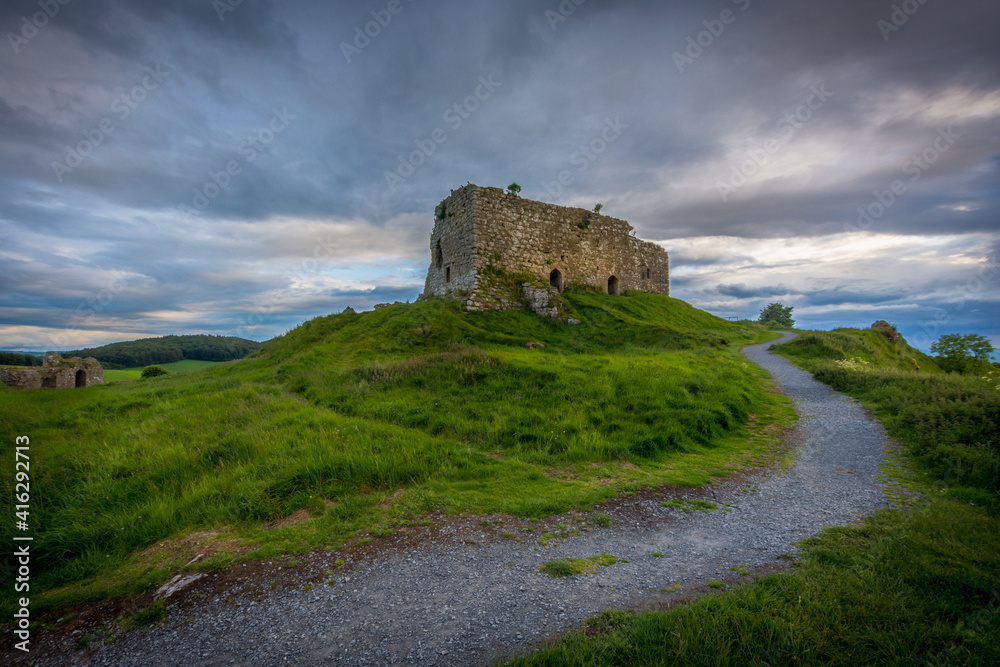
[1,0,998,355]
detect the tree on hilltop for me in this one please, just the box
[758,303,794,328]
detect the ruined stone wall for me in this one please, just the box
[422,186,477,298]
[0,368,43,389]
[0,354,104,389]
[421,184,669,305]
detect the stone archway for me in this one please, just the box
[607,275,619,296]
[75,370,86,388]
[549,269,564,293]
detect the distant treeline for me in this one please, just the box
[64,335,263,369]
[0,352,43,367]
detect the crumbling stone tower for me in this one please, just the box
[421,184,669,312]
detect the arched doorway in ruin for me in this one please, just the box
[607,275,619,296]
[549,269,564,293]
[75,370,86,388]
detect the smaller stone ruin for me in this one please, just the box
[0,352,104,390]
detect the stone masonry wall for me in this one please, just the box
[422,186,477,298]
[421,184,669,307]
[0,353,104,389]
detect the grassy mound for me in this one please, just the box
[260,294,770,460]
[775,327,940,373]
[0,291,790,615]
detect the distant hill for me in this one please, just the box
[64,335,263,369]
[0,351,43,367]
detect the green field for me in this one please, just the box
[512,328,1000,666]
[103,359,223,382]
[0,291,793,617]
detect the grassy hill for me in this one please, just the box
[776,327,942,372]
[513,327,1000,666]
[0,291,793,615]
[64,334,262,369]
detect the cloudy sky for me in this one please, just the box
[1,0,997,354]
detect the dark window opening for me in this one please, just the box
[435,240,444,269]
[41,375,57,389]
[645,268,651,280]
[445,266,451,283]
[549,269,564,293]
[608,275,620,296]
[75,370,86,388]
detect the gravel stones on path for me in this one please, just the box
[24,333,895,666]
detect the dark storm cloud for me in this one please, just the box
[0,0,300,59]
[1,0,998,349]
[5,0,997,230]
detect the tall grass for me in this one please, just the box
[1,377,470,596]
[266,293,771,461]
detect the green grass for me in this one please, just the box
[775,327,941,374]
[129,600,168,628]
[103,359,224,382]
[0,291,792,618]
[591,513,612,527]
[102,369,142,381]
[539,553,619,577]
[661,499,718,513]
[508,327,1000,666]
[129,359,223,373]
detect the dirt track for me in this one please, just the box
[16,333,896,665]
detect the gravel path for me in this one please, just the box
[22,333,895,666]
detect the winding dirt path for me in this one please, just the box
[21,333,895,666]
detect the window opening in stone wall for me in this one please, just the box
[646,268,651,279]
[42,375,57,389]
[75,370,86,388]
[608,275,619,296]
[435,240,443,269]
[445,266,451,283]
[549,269,564,293]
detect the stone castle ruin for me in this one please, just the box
[0,352,104,389]
[421,184,669,314]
